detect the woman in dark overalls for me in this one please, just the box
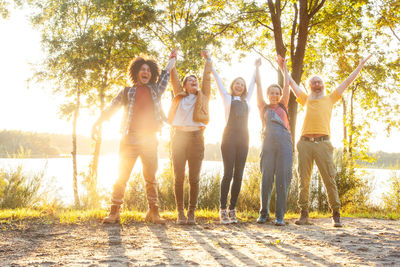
[255,56,293,226]
[211,59,255,224]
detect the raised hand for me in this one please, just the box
[201,50,210,60]
[276,54,286,71]
[359,54,372,66]
[169,48,178,59]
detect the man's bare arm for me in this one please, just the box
[336,54,372,96]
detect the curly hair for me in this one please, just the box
[229,77,247,99]
[127,56,160,85]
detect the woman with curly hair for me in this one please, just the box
[92,49,177,224]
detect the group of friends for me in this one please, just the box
[92,49,371,228]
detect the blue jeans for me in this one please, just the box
[260,123,293,220]
[220,127,249,210]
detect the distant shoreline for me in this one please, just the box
[1,155,399,170]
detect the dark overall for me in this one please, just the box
[260,106,293,220]
[220,99,249,210]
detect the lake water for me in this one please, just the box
[0,155,398,207]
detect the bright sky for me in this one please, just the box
[1,8,399,153]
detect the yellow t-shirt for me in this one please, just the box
[296,90,341,136]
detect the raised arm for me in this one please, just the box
[246,72,256,102]
[91,88,125,141]
[336,54,372,96]
[165,48,178,72]
[211,66,229,98]
[276,55,290,107]
[157,49,178,95]
[202,50,227,97]
[200,50,212,98]
[170,66,183,96]
[255,58,266,110]
[276,58,303,98]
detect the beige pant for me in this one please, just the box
[297,139,341,211]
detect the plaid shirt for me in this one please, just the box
[99,69,170,134]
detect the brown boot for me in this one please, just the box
[332,210,343,227]
[187,209,196,225]
[176,208,187,225]
[145,206,166,224]
[295,209,312,225]
[102,204,121,224]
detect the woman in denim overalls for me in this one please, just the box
[211,58,256,224]
[255,56,293,226]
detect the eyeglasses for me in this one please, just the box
[310,80,323,85]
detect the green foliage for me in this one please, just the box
[0,165,43,209]
[149,1,227,77]
[237,161,261,212]
[335,153,372,212]
[78,162,106,209]
[374,0,400,42]
[157,160,177,211]
[382,172,400,212]
[0,0,9,18]
[124,173,148,211]
[197,172,221,210]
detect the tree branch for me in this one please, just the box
[290,2,298,60]
[251,47,278,72]
[256,19,273,31]
[309,0,326,18]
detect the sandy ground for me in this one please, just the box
[1,217,399,266]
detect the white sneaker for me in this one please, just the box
[228,209,238,224]
[220,209,230,224]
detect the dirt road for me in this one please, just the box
[1,217,399,266]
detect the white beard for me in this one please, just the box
[309,90,326,100]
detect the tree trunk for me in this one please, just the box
[288,0,311,143]
[317,175,323,211]
[90,91,104,192]
[349,87,355,158]
[342,98,347,153]
[72,87,81,208]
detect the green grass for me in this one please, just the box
[0,208,399,225]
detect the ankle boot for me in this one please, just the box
[145,206,166,224]
[176,208,187,225]
[332,210,343,227]
[295,209,312,225]
[103,204,121,224]
[187,209,196,225]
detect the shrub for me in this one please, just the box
[0,165,44,209]
[197,172,220,210]
[382,172,400,212]
[237,161,261,212]
[335,153,372,212]
[124,172,147,211]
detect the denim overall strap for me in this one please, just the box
[225,98,249,130]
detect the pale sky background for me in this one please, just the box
[1,8,399,153]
